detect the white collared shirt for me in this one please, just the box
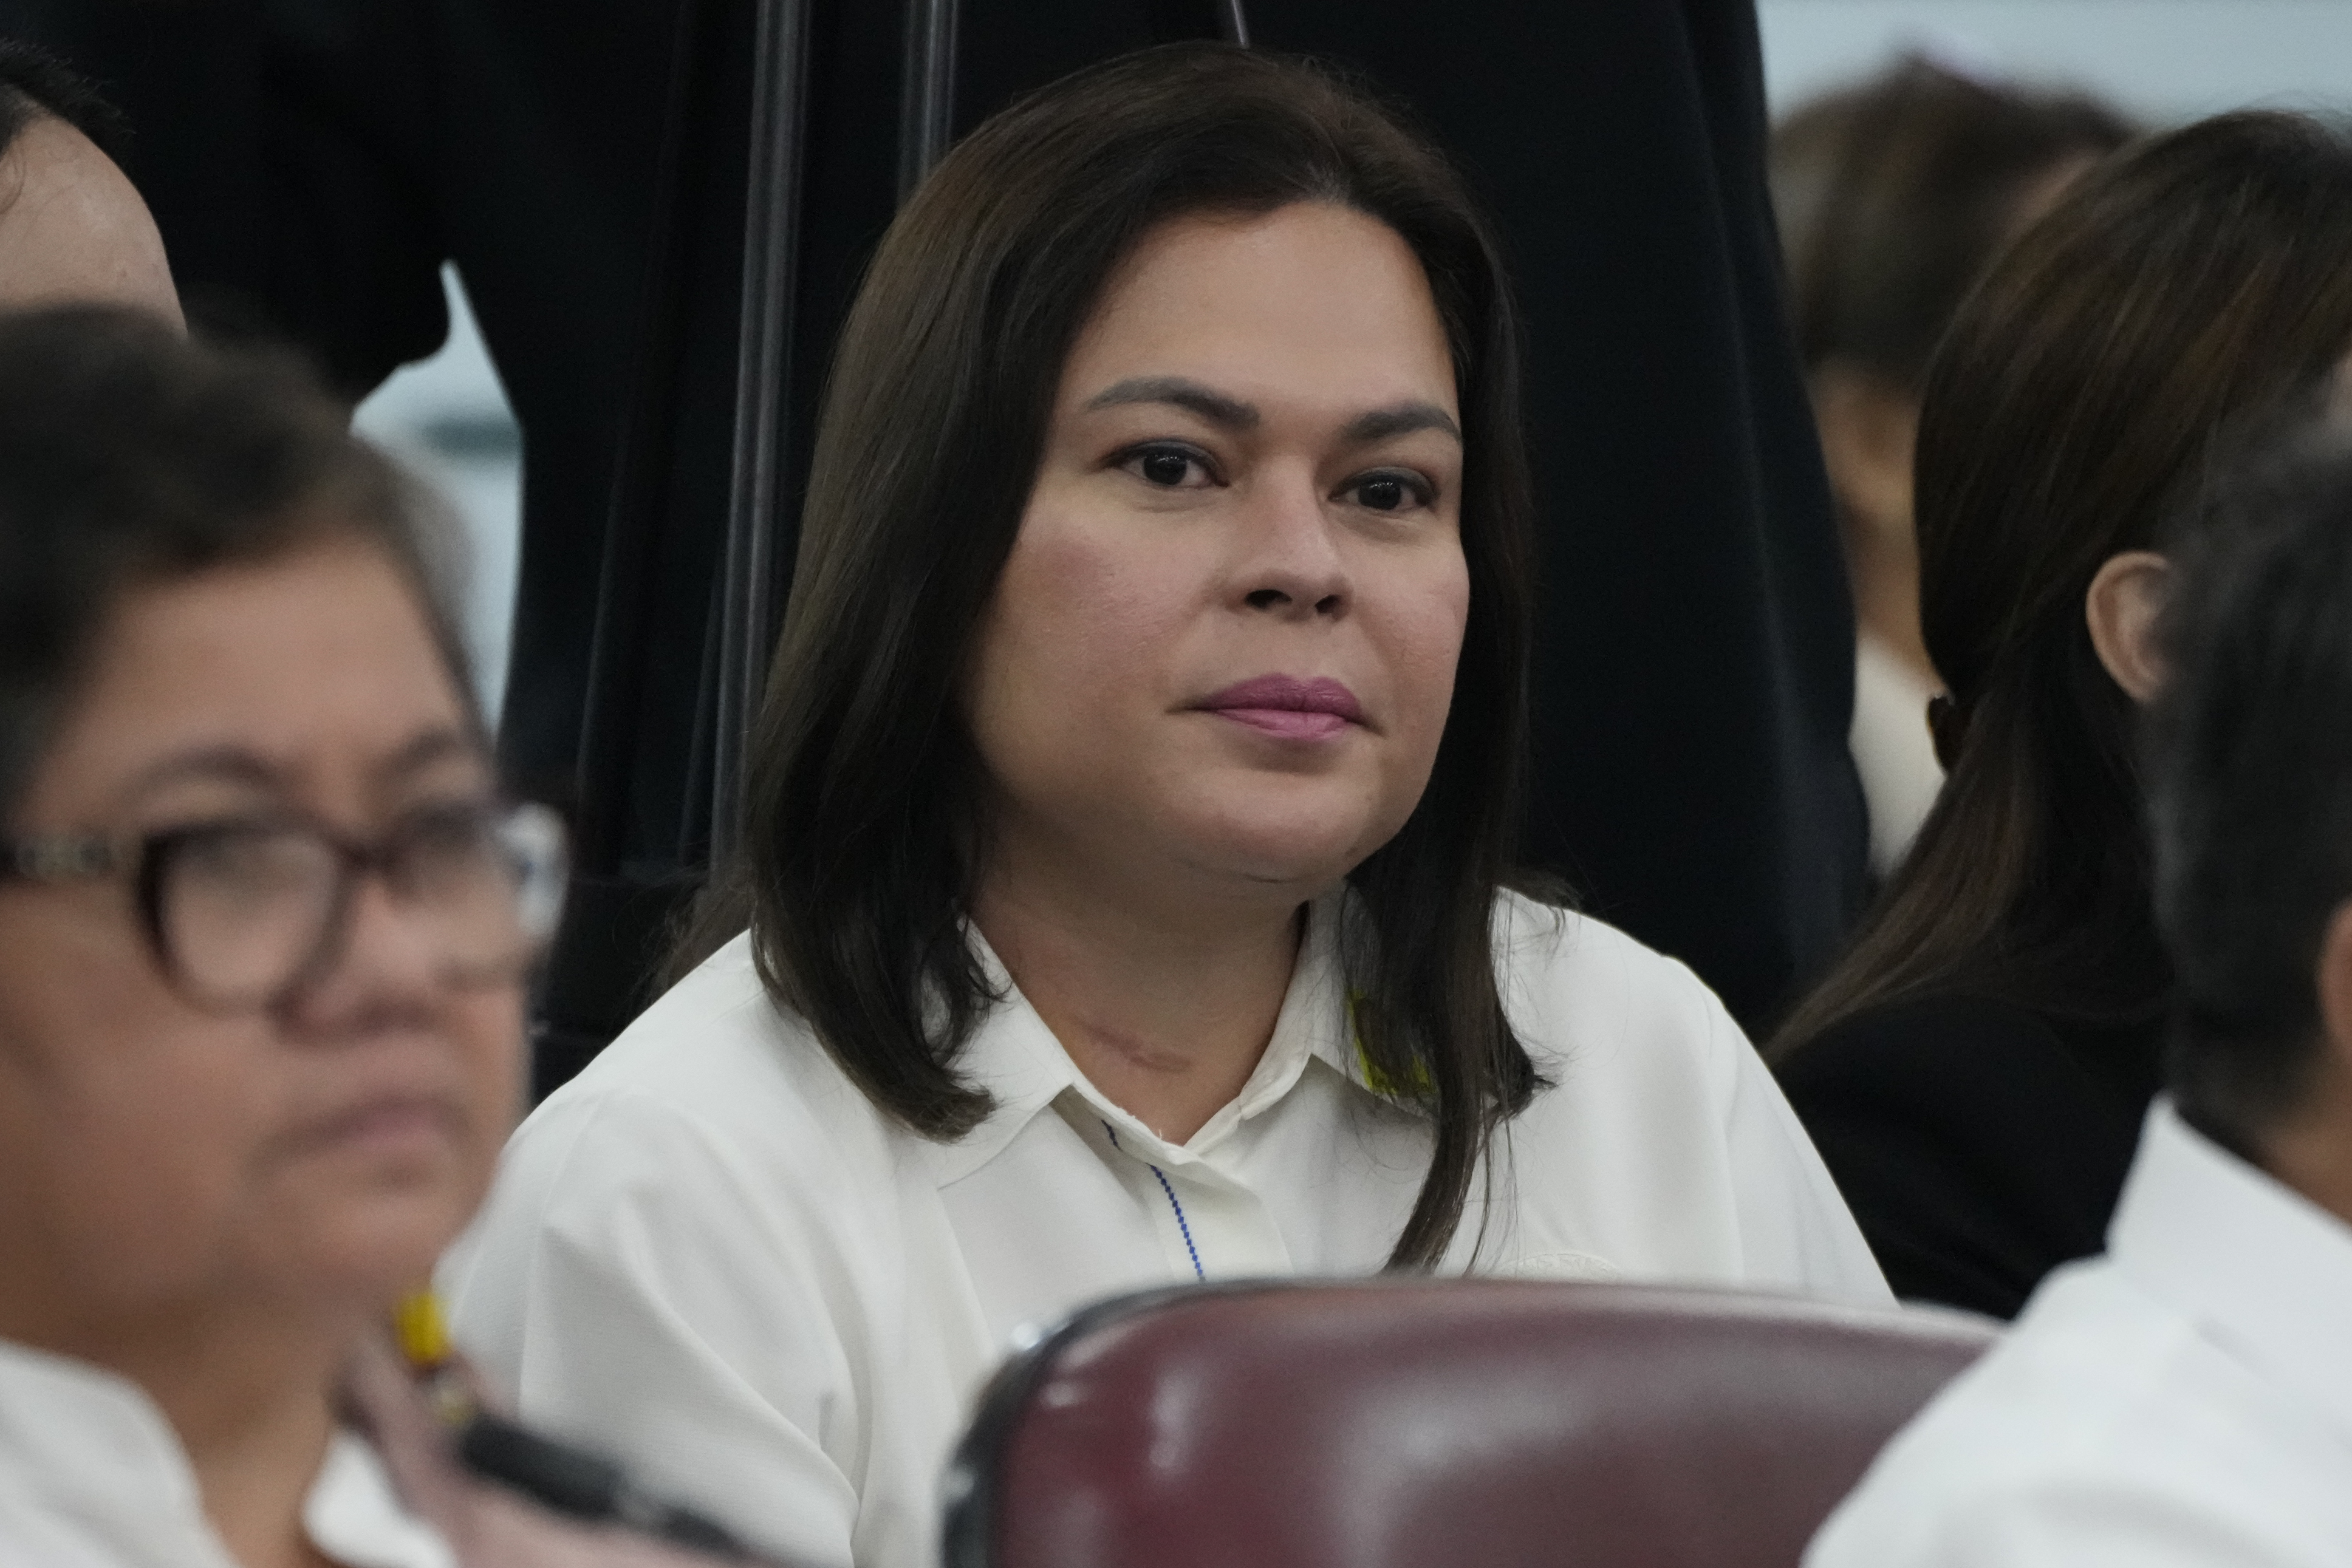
[0,1337,454,1568]
[1808,1100,2352,1567]
[445,891,1888,1568]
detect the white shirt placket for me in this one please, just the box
[1092,1115,1296,1281]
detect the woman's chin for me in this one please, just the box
[267,1187,482,1311]
[1167,808,1396,892]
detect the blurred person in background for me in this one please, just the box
[0,308,760,1568]
[446,47,1887,1568]
[0,39,176,320]
[1809,426,2352,1568]
[1771,56,2130,878]
[1772,112,2352,1319]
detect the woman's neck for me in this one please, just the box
[1847,517,1936,686]
[0,1283,349,1568]
[147,1311,344,1568]
[972,847,1308,1146]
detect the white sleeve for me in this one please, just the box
[441,1089,863,1568]
[1808,1471,2328,1568]
[1708,992,1895,1306]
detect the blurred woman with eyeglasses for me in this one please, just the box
[0,308,767,1568]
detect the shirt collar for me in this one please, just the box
[306,1432,456,1568]
[0,1339,450,1568]
[2110,1099,2352,1439]
[0,1336,205,1522]
[929,890,1367,1185]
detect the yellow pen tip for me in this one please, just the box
[392,1290,453,1369]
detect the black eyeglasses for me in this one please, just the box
[1,800,567,1013]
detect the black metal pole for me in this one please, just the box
[898,0,962,204]
[713,0,814,874]
[572,0,713,875]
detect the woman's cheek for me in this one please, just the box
[458,987,529,1161]
[1387,561,1472,750]
[1005,511,1193,704]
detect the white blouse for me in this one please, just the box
[445,891,1888,1568]
[1808,1103,2352,1567]
[0,1337,454,1568]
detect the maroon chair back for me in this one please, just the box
[942,1278,1994,1568]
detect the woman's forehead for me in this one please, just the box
[1062,203,1458,423]
[21,544,479,823]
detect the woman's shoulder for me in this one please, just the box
[563,932,861,1097]
[1488,887,1747,1097]
[1492,885,1704,982]
[1776,989,2161,1166]
[1776,992,2083,1099]
[1491,887,1733,1034]
[1774,992,2161,1315]
[502,933,905,1207]
[1477,892,1892,1302]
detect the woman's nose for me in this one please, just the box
[281,874,447,1029]
[1236,470,1349,618]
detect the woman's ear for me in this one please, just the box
[2085,550,2172,704]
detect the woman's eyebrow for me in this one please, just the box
[1340,401,1462,446]
[1083,378,1460,448]
[1083,375,1260,429]
[377,727,481,782]
[117,746,283,804]
[109,728,482,813]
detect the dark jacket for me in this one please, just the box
[1777,992,2164,1318]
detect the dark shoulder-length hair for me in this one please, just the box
[0,305,471,823]
[680,43,1538,1269]
[1774,112,2352,1058]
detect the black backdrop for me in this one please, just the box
[1,0,1865,1088]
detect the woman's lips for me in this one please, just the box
[289,1090,467,1160]
[1194,675,1364,741]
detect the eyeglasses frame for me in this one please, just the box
[0,800,567,1013]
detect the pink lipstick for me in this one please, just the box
[1194,675,1364,741]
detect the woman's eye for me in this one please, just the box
[1347,472,1428,513]
[1121,445,1214,488]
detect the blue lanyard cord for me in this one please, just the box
[1102,1121,1206,1281]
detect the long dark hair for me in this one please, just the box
[1774,112,2352,1057]
[678,43,1538,1269]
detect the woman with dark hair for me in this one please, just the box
[1771,56,2131,876]
[1774,111,2352,1318]
[448,44,1885,1568]
[0,307,779,1568]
